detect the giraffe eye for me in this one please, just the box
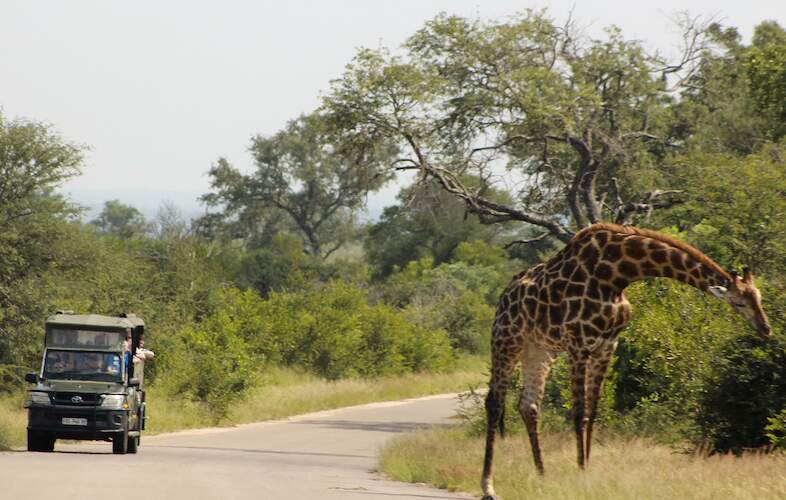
[733,303,745,308]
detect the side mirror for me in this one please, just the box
[128,378,141,388]
[25,373,38,384]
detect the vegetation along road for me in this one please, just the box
[0,394,471,500]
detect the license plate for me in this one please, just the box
[62,417,87,426]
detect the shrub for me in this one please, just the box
[262,282,453,379]
[158,322,256,420]
[697,333,786,453]
[765,409,786,450]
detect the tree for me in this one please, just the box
[324,11,704,243]
[747,39,786,141]
[656,146,786,276]
[202,113,395,258]
[91,200,150,239]
[236,233,319,296]
[0,113,83,376]
[365,179,508,277]
[670,20,786,154]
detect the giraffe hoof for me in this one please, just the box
[481,496,498,500]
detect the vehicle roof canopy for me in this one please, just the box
[45,313,145,330]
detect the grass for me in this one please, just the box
[0,393,26,450]
[1,355,487,446]
[379,427,786,500]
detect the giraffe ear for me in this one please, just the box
[708,286,728,299]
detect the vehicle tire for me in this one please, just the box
[127,435,138,454]
[41,435,55,452]
[112,430,128,454]
[27,430,55,452]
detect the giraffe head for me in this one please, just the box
[708,268,772,337]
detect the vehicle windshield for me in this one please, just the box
[43,350,123,382]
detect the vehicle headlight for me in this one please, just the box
[100,394,128,410]
[28,391,51,405]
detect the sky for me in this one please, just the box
[1,1,784,219]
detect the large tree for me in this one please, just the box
[0,113,82,289]
[669,20,786,154]
[202,113,394,258]
[0,113,83,373]
[324,11,709,243]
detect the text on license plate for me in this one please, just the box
[62,417,87,426]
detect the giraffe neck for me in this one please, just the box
[567,228,731,294]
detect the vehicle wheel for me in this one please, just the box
[27,430,55,452]
[112,430,128,454]
[127,435,138,454]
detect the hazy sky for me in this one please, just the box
[1,1,784,215]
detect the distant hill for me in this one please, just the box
[58,188,206,222]
[60,188,389,224]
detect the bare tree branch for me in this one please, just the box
[614,189,685,224]
[503,231,550,249]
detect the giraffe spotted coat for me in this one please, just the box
[480,223,771,500]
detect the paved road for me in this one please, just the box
[0,394,473,500]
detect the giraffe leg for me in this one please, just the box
[584,342,617,465]
[481,357,517,500]
[517,342,557,475]
[570,354,589,469]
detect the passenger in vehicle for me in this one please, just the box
[133,334,155,364]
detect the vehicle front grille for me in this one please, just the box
[51,392,100,406]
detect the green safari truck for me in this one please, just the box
[24,312,148,454]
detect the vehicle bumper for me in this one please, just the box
[27,405,128,440]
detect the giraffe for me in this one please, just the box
[480,223,772,500]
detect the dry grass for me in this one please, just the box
[379,427,786,500]
[226,361,485,425]
[0,393,27,450]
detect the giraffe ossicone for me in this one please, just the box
[480,223,771,499]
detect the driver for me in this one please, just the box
[81,352,101,371]
[47,353,66,373]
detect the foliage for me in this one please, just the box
[365,180,511,277]
[90,199,150,239]
[376,252,515,354]
[160,323,256,419]
[697,333,786,454]
[765,409,786,450]
[202,113,394,257]
[159,282,453,406]
[659,147,786,276]
[747,42,786,141]
[236,233,320,295]
[253,282,453,378]
[672,20,786,152]
[0,113,83,377]
[324,10,696,242]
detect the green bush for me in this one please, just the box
[260,282,453,379]
[174,283,454,386]
[607,279,744,439]
[159,323,256,420]
[765,409,786,450]
[697,333,786,453]
[378,257,510,354]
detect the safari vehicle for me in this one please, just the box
[24,312,148,454]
